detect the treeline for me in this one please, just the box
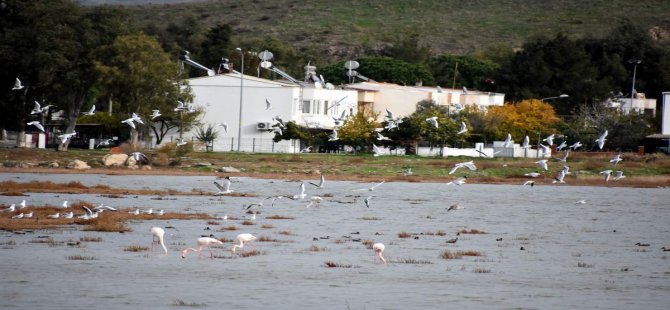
[1,0,668,151]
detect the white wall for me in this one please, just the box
[663,92,670,135]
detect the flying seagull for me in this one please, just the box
[595,130,608,150]
[308,175,326,189]
[291,183,307,200]
[376,132,392,141]
[265,98,272,110]
[569,141,583,150]
[218,122,228,133]
[522,180,535,187]
[426,116,439,129]
[535,159,549,171]
[58,132,77,144]
[612,170,625,181]
[214,179,233,195]
[524,171,541,178]
[306,196,323,208]
[446,176,467,186]
[521,135,530,149]
[121,118,136,129]
[372,144,385,157]
[328,129,339,141]
[457,121,468,135]
[449,161,477,175]
[503,133,512,148]
[600,169,613,182]
[543,134,555,146]
[332,110,347,126]
[556,140,568,151]
[82,105,95,116]
[175,100,188,112]
[354,180,385,191]
[26,121,44,132]
[150,110,161,120]
[610,154,623,165]
[131,112,144,125]
[552,169,566,184]
[176,138,187,146]
[364,195,375,208]
[12,77,24,90]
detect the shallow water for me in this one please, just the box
[1,173,669,309]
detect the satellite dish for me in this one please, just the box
[260,61,273,69]
[314,82,323,89]
[346,70,359,77]
[326,83,335,89]
[344,60,359,70]
[258,50,274,61]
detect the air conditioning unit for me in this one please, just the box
[256,122,271,130]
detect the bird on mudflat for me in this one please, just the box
[181,237,223,259]
[373,243,386,264]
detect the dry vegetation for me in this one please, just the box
[265,215,295,220]
[0,180,207,196]
[124,245,149,252]
[307,245,327,252]
[239,249,263,257]
[392,258,434,264]
[359,216,382,220]
[459,229,487,234]
[261,224,274,229]
[398,231,412,238]
[218,225,238,231]
[440,250,483,259]
[324,261,354,268]
[67,255,96,260]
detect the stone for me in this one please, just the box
[102,154,128,167]
[68,160,90,170]
[219,166,240,173]
[126,156,137,167]
[49,161,59,168]
[141,165,152,170]
[193,162,212,167]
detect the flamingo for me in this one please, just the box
[151,227,168,255]
[231,233,257,254]
[373,243,386,264]
[181,237,223,259]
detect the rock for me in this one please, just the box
[48,161,59,168]
[102,154,128,167]
[193,162,212,167]
[67,160,90,170]
[141,165,152,170]
[219,166,240,173]
[126,156,137,167]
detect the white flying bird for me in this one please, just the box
[524,172,541,178]
[57,132,77,144]
[218,122,228,133]
[30,101,55,115]
[536,159,549,171]
[131,112,144,125]
[265,98,272,110]
[457,121,468,135]
[82,105,95,116]
[600,169,613,182]
[306,196,322,208]
[552,169,566,184]
[364,195,375,208]
[328,129,339,141]
[521,135,530,149]
[376,132,391,141]
[176,138,187,146]
[332,110,347,126]
[426,116,439,128]
[354,180,385,191]
[543,134,555,146]
[595,130,608,150]
[385,109,395,120]
[503,133,512,148]
[308,175,326,189]
[522,180,535,187]
[612,170,625,181]
[449,161,477,175]
[150,110,161,120]
[292,183,307,200]
[569,141,583,150]
[121,118,136,129]
[372,144,385,157]
[175,100,187,112]
[26,121,44,132]
[12,77,24,90]
[300,146,312,153]
[610,154,623,165]
[446,176,467,186]
[556,140,568,151]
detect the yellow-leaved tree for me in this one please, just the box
[485,99,559,141]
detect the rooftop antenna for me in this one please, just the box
[180,51,215,76]
[257,50,300,84]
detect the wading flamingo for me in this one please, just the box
[231,233,257,254]
[151,227,167,255]
[373,243,386,264]
[181,237,223,259]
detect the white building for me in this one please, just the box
[184,73,357,152]
[344,82,505,121]
[608,93,657,116]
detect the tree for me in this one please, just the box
[320,57,435,86]
[428,55,499,90]
[195,124,219,152]
[484,99,560,142]
[95,33,194,149]
[199,24,233,71]
[381,33,433,65]
[338,110,378,152]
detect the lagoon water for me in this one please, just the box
[1,173,669,309]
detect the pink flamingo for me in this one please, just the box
[373,243,386,264]
[231,233,257,254]
[151,227,167,255]
[181,237,223,259]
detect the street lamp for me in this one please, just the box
[236,47,244,152]
[629,59,642,104]
[541,94,569,102]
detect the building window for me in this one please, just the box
[302,100,311,114]
[323,100,330,115]
[314,100,321,114]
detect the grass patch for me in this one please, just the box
[67,255,96,260]
[240,220,254,225]
[265,215,295,220]
[398,231,412,238]
[206,221,220,225]
[392,258,433,264]
[277,230,292,235]
[360,216,381,220]
[459,229,487,234]
[239,249,263,257]
[440,250,483,259]
[473,267,492,273]
[80,236,102,242]
[307,245,327,252]
[261,224,274,229]
[171,299,207,307]
[324,261,353,268]
[124,245,149,252]
[577,262,594,268]
[219,225,238,231]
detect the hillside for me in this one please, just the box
[87,0,670,59]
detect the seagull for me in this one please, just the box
[264,195,285,207]
[364,195,375,208]
[150,110,161,120]
[175,100,188,112]
[23,211,33,218]
[535,159,549,171]
[31,101,42,114]
[574,199,587,204]
[176,138,187,146]
[308,175,326,189]
[62,212,74,219]
[214,179,233,195]
[131,112,144,125]
[445,237,458,244]
[449,161,477,175]
[402,167,413,176]
[94,204,118,212]
[128,209,140,215]
[446,176,467,186]
[372,144,385,157]
[457,121,468,135]
[306,196,322,208]
[354,180,385,191]
[600,169,613,182]
[451,103,464,113]
[426,116,439,129]
[265,98,272,110]
[503,133,512,148]
[595,130,608,150]
[447,203,463,211]
[300,146,312,153]
[156,209,164,216]
[539,144,550,156]
[26,121,44,132]
[612,170,625,181]
[462,86,468,94]
[121,118,136,129]
[11,213,24,219]
[12,77,24,90]
[292,183,307,200]
[57,132,77,144]
[522,180,535,187]
[543,134,555,146]
[555,149,570,162]
[376,132,392,141]
[19,200,26,209]
[82,105,95,116]
[385,120,398,131]
[610,154,623,165]
[569,141,583,150]
[562,165,571,175]
[521,135,530,149]
[373,243,386,263]
[552,169,566,183]
[524,172,541,178]
[218,122,228,133]
[245,200,264,210]
[47,213,60,219]
[142,208,154,215]
[385,109,395,120]
[4,204,16,212]
[332,110,347,126]
[556,140,568,151]
[328,129,339,141]
[61,201,69,209]
[186,104,196,113]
